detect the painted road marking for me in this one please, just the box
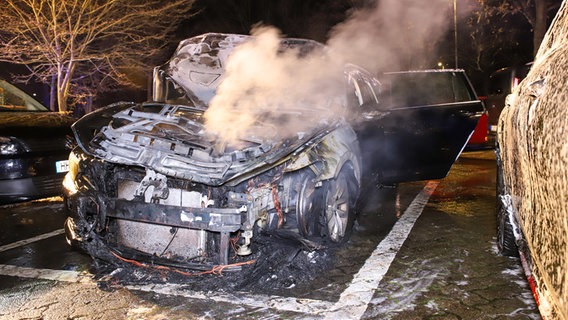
[0,264,88,282]
[123,283,335,315]
[0,181,438,319]
[324,180,439,319]
[0,263,334,314]
[0,229,64,253]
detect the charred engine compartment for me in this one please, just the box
[65,149,322,268]
[63,33,364,272]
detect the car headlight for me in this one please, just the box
[63,150,80,195]
[0,136,28,155]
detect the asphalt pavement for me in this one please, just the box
[0,150,540,319]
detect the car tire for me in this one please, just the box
[496,151,518,257]
[287,164,358,244]
[321,165,358,243]
[291,170,322,237]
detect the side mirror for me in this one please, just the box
[152,67,166,103]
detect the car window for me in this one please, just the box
[488,64,532,96]
[360,79,379,105]
[355,79,378,106]
[0,80,47,111]
[385,71,473,107]
[451,73,474,102]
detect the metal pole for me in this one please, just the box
[454,0,458,68]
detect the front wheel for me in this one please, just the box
[322,166,358,243]
[287,165,358,244]
[496,150,518,257]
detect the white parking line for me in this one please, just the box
[0,264,88,282]
[123,283,335,315]
[323,180,439,319]
[0,229,64,253]
[0,181,438,319]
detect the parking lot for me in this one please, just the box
[0,150,539,319]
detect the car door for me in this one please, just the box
[356,70,484,184]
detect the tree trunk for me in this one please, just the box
[50,75,56,112]
[533,0,547,57]
[56,61,75,112]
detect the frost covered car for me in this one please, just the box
[63,33,482,270]
[496,3,568,319]
[0,80,75,204]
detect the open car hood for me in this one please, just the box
[153,33,326,106]
[72,102,338,186]
[72,33,344,186]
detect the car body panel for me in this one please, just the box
[497,2,568,318]
[359,70,484,183]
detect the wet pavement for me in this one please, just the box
[362,151,538,319]
[0,150,540,319]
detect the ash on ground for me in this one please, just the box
[93,230,336,294]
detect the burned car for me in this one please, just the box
[63,33,483,270]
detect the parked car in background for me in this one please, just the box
[486,62,532,133]
[62,33,482,271]
[0,80,75,204]
[496,2,568,319]
[466,110,489,147]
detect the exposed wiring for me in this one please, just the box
[272,186,284,228]
[229,231,241,255]
[110,250,255,277]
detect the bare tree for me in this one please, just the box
[482,0,561,56]
[0,0,195,112]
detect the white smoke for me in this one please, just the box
[204,27,345,144]
[328,0,453,71]
[203,0,457,144]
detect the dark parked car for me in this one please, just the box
[0,80,75,204]
[496,2,568,319]
[63,33,482,270]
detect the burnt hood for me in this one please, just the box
[73,102,337,186]
[152,33,327,107]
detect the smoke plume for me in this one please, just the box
[203,0,456,144]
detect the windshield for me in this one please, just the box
[0,80,48,111]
